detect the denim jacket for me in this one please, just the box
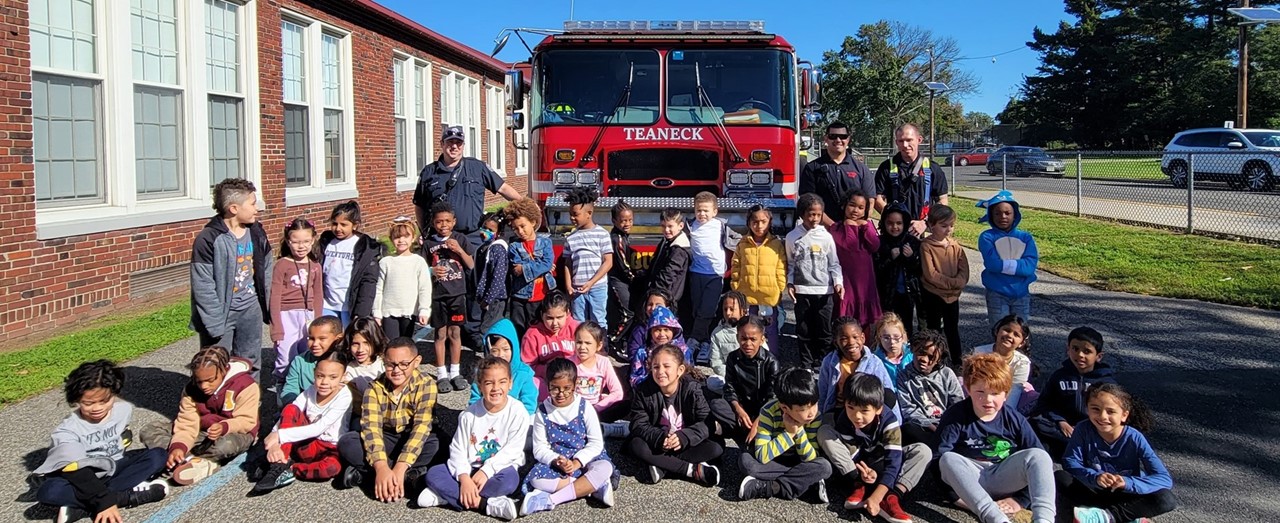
[508,234,556,300]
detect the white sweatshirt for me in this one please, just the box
[447,397,530,479]
[275,385,352,445]
[373,254,433,318]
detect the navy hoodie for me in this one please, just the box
[937,401,1043,463]
[1030,360,1117,426]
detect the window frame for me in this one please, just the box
[486,85,505,172]
[392,54,433,192]
[440,69,481,160]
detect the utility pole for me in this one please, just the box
[928,47,936,161]
[1239,0,1250,128]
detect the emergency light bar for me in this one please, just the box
[562,20,765,34]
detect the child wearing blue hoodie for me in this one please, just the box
[470,319,539,415]
[1029,327,1117,459]
[627,305,691,388]
[976,190,1039,328]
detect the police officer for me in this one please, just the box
[874,123,950,237]
[799,121,876,226]
[413,125,521,247]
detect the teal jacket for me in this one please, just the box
[469,318,539,414]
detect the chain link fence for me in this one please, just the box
[946,149,1280,244]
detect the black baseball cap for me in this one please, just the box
[443,125,465,142]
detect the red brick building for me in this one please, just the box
[0,0,530,342]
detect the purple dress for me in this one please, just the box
[828,220,883,330]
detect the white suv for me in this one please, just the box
[1161,128,1280,191]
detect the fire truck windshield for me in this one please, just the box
[533,50,661,127]
[666,49,794,128]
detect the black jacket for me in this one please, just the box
[644,230,690,301]
[629,376,711,452]
[317,231,384,319]
[799,151,875,224]
[874,208,923,306]
[722,347,780,417]
[609,228,635,282]
[1030,360,1118,426]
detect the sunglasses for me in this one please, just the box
[827,134,850,141]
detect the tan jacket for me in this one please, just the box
[920,238,969,303]
[169,358,261,454]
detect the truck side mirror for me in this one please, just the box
[507,112,525,131]
[505,70,524,111]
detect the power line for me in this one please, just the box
[953,46,1029,62]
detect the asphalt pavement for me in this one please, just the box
[5,250,1279,522]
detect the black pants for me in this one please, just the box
[338,430,440,477]
[382,316,416,341]
[687,273,723,342]
[738,453,832,500]
[920,290,962,365]
[607,276,636,336]
[625,435,724,476]
[1054,470,1176,522]
[1031,415,1071,460]
[885,292,918,336]
[901,422,941,453]
[509,297,541,340]
[794,294,834,369]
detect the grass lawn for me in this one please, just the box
[1061,157,1168,181]
[949,198,1280,309]
[0,301,192,406]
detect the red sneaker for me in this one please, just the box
[843,485,867,509]
[879,493,914,523]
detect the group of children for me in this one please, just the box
[34,179,1176,523]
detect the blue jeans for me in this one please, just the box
[984,289,1030,327]
[322,309,352,329]
[37,448,167,510]
[571,283,609,331]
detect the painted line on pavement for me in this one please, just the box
[142,454,247,523]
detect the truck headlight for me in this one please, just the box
[750,170,772,185]
[727,170,750,186]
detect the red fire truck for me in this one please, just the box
[501,20,819,240]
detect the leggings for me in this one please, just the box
[425,464,520,510]
[920,290,962,365]
[625,436,724,475]
[1054,470,1176,523]
[528,461,615,505]
[381,316,418,341]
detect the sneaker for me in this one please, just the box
[485,495,517,521]
[171,457,219,486]
[337,466,364,490]
[247,462,267,482]
[601,421,631,439]
[251,462,295,493]
[695,341,711,366]
[879,492,914,523]
[520,491,554,515]
[647,465,664,484]
[437,378,454,394]
[815,479,829,504]
[416,486,442,508]
[738,476,770,500]
[1073,507,1112,523]
[592,480,615,507]
[696,462,720,487]
[843,485,867,509]
[450,375,469,392]
[124,480,168,507]
[54,506,70,523]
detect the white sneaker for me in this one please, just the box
[54,506,69,523]
[485,495,517,521]
[815,479,829,504]
[416,487,442,508]
[592,480,615,507]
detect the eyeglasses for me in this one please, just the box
[880,334,904,342]
[385,360,417,371]
[826,134,850,141]
[548,386,575,397]
[444,141,464,149]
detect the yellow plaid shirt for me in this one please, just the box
[361,369,437,466]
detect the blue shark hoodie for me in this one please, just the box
[470,318,539,415]
[976,190,1039,299]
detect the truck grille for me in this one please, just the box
[607,149,720,181]
[607,185,720,198]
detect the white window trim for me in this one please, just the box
[280,9,355,207]
[486,85,505,173]
[393,53,432,193]
[35,0,262,240]
[440,69,481,160]
[514,94,529,176]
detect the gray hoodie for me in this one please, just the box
[785,223,842,294]
[897,363,965,430]
[35,400,134,477]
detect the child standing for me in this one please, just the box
[419,357,529,521]
[875,204,922,334]
[969,314,1035,412]
[319,200,383,327]
[36,361,168,522]
[342,317,387,397]
[1060,383,1177,523]
[871,313,914,385]
[977,190,1039,327]
[919,204,969,365]
[563,187,614,330]
[475,213,510,337]
[269,218,323,382]
[1029,327,1116,459]
[687,192,737,358]
[520,292,580,390]
[737,367,832,503]
[572,322,627,423]
[731,205,787,350]
[470,319,540,415]
[505,198,557,337]
[138,346,260,486]
[374,219,432,340]
[817,374,930,523]
[817,318,894,414]
[520,358,619,515]
[628,305,691,388]
[643,208,692,304]
[425,201,477,394]
[722,316,781,445]
[252,352,351,493]
[627,344,723,486]
[828,189,882,334]
[787,193,844,370]
[897,330,965,451]
[938,353,1055,523]
[607,200,637,333]
[280,316,344,406]
[191,178,272,372]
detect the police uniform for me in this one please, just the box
[413,156,505,242]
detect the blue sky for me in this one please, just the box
[378,0,1071,118]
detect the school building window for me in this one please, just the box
[440,70,480,159]
[280,12,353,203]
[486,85,504,172]
[393,55,432,188]
[30,0,260,238]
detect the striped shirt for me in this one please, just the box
[752,399,821,464]
[565,224,612,288]
[361,370,437,466]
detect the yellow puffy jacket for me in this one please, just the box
[730,235,787,306]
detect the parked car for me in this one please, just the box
[986,147,1067,177]
[947,146,998,166]
[1160,128,1280,191]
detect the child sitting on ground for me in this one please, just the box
[252,351,352,493]
[871,313,914,385]
[817,318,895,414]
[419,357,530,521]
[1029,327,1117,459]
[969,314,1036,412]
[139,346,260,486]
[469,319,539,415]
[425,201,477,394]
[897,330,965,451]
[342,316,387,397]
[707,291,761,391]
[627,344,723,487]
[938,353,1054,523]
[736,367,832,503]
[520,291,579,392]
[571,322,627,426]
[624,289,684,362]
[976,190,1039,327]
[280,316,344,406]
[520,357,619,515]
[817,373,930,523]
[36,361,169,523]
[721,316,781,446]
[628,305,692,388]
[1059,383,1176,523]
[374,218,433,340]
